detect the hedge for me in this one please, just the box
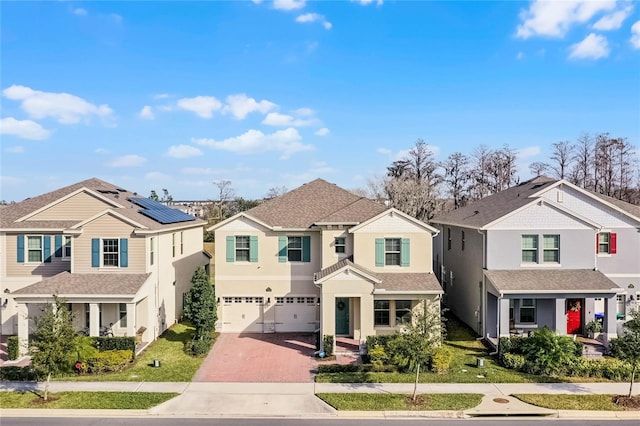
[7,336,19,360]
[0,366,41,381]
[184,336,213,357]
[92,336,136,357]
[365,334,398,353]
[317,363,397,374]
[85,350,133,373]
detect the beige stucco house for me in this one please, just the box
[0,178,210,355]
[209,179,442,352]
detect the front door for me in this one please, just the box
[335,298,349,335]
[567,299,582,334]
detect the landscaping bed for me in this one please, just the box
[316,393,483,411]
[513,394,640,411]
[0,391,179,409]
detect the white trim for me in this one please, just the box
[71,209,147,230]
[374,290,443,295]
[314,264,381,285]
[605,274,640,278]
[349,208,438,234]
[499,288,623,296]
[207,212,273,231]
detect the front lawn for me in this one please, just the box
[513,394,639,411]
[62,322,213,382]
[0,391,178,409]
[316,393,483,411]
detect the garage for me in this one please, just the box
[221,296,264,333]
[274,296,318,332]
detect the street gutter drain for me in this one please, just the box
[492,398,510,404]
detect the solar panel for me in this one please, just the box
[129,197,197,224]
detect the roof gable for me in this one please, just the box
[350,208,438,234]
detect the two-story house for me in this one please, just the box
[0,178,210,355]
[209,179,442,351]
[431,176,640,345]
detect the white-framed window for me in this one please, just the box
[63,236,72,258]
[297,297,305,303]
[461,230,465,251]
[234,297,242,303]
[180,231,184,255]
[256,297,264,304]
[27,235,43,263]
[119,303,127,327]
[374,300,390,326]
[521,235,538,263]
[102,238,119,267]
[598,232,610,253]
[245,297,253,303]
[275,297,284,304]
[543,235,560,263]
[84,303,90,328]
[306,297,315,304]
[150,237,155,266]
[395,300,412,325]
[520,299,536,323]
[385,238,401,266]
[287,236,302,262]
[172,233,176,257]
[335,237,346,254]
[235,236,250,262]
[286,297,294,304]
[223,297,232,304]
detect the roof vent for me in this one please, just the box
[474,210,479,215]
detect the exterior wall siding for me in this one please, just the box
[320,227,352,269]
[5,232,72,277]
[491,202,594,230]
[26,191,117,221]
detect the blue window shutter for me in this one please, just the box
[375,238,384,267]
[120,238,128,267]
[17,235,24,263]
[401,238,410,267]
[226,236,235,262]
[55,235,63,257]
[302,236,311,263]
[250,236,258,262]
[91,238,100,268]
[43,236,51,263]
[278,236,287,263]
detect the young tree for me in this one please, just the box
[30,295,76,401]
[183,267,217,340]
[610,310,640,398]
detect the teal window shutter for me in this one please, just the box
[249,236,258,262]
[120,238,128,267]
[375,238,384,267]
[17,235,24,263]
[226,236,235,262]
[401,238,410,267]
[43,236,52,263]
[278,236,287,262]
[91,238,100,267]
[54,235,63,257]
[302,236,311,262]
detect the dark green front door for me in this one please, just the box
[335,298,349,335]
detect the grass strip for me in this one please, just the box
[316,393,482,411]
[0,391,179,409]
[512,394,627,411]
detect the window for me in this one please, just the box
[119,303,127,327]
[150,237,155,266]
[385,238,401,266]
[597,232,617,254]
[543,235,560,263]
[335,237,346,254]
[520,299,536,323]
[256,297,264,304]
[276,297,284,304]
[172,233,176,257]
[84,303,90,328]
[223,297,232,304]
[306,297,315,304]
[102,239,119,267]
[63,236,72,258]
[395,300,412,325]
[297,297,305,303]
[461,230,465,251]
[447,228,451,250]
[27,236,43,262]
[521,235,538,263]
[287,236,302,262]
[235,236,250,261]
[180,231,184,255]
[244,297,253,303]
[374,300,390,326]
[234,297,242,303]
[286,297,294,304]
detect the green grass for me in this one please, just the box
[0,391,179,409]
[513,394,629,411]
[60,322,212,382]
[316,393,483,411]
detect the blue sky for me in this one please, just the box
[1,0,639,202]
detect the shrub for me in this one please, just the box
[0,366,41,381]
[7,336,19,360]
[316,363,397,374]
[323,335,334,356]
[85,350,133,373]
[501,353,526,371]
[93,336,136,357]
[430,346,453,373]
[365,334,397,352]
[185,336,213,357]
[521,327,578,376]
[367,344,388,368]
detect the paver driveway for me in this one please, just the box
[193,333,318,382]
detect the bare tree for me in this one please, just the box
[443,152,470,210]
[569,133,593,190]
[265,185,288,199]
[548,140,574,180]
[468,145,492,201]
[529,162,548,177]
[209,180,235,221]
[486,144,518,193]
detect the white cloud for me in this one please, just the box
[310,161,334,174]
[165,144,203,159]
[296,13,332,30]
[157,105,173,112]
[352,0,383,5]
[593,4,634,30]
[273,0,306,11]
[631,20,640,48]
[193,128,312,159]
[516,0,616,39]
[252,0,263,4]
[568,33,609,59]
[144,172,171,180]
[72,8,88,16]
[517,145,542,159]
[181,167,219,175]
[139,105,155,120]
[262,111,317,127]
[223,94,277,119]
[6,146,25,154]
[2,85,113,125]
[95,148,109,154]
[0,117,51,140]
[107,154,147,168]
[314,127,330,136]
[153,93,171,99]
[177,96,222,118]
[377,148,392,155]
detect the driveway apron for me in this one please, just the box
[193,333,318,382]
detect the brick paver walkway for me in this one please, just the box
[193,333,318,382]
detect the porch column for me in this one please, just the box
[498,298,510,337]
[126,303,136,337]
[89,303,100,336]
[554,298,566,335]
[16,303,29,356]
[603,296,617,343]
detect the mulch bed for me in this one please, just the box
[613,395,640,410]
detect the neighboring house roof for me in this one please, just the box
[484,269,622,294]
[12,271,151,296]
[243,178,386,229]
[0,178,205,231]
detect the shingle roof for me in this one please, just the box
[245,178,386,228]
[314,256,379,282]
[12,271,151,296]
[485,269,621,293]
[0,177,206,231]
[590,191,640,219]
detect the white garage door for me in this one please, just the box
[222,296,264,333]
[274,296,318,332]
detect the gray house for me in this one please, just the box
[431,176,640,345]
